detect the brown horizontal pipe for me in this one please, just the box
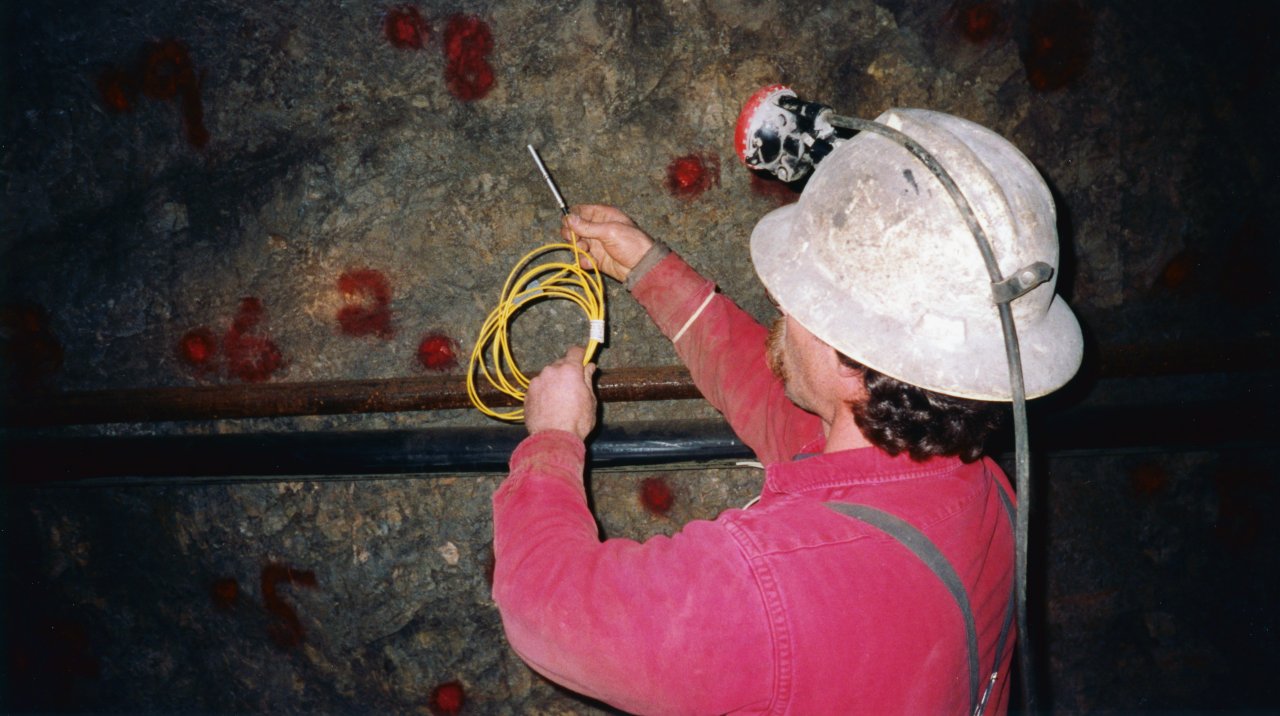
[3,338,1275,428]
[4,366,700,427]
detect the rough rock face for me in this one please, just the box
[2,0,1277,712]
[6,467,768,713]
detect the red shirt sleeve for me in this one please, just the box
[491,430,774,714]
[629,252,823,464]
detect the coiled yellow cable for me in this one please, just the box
[467,229,605,421]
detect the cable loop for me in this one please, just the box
[467,231,606,422]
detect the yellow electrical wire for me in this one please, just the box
[467,228,605,422]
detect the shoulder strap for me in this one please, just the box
[984,480,1017,715]
[824,501,982,711]
[824,473,1013,712]
[826,476,1015,715]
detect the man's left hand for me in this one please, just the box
[524,346,597,440]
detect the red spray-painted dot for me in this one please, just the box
[417,332,459,372]
[666,153,720,200]
[224,297,284,383]
[231,296,265,333]
[384,5,430,50]
[749,172,801,205]
[225,334,282,383]
[639,476,675,515]
[97,66,138,113]
[1022,0,1094,91]
[429,680,466,715]
[1157,250,1199,292]
[36,619,101,682]
[261,564,317,650]
[442,14,495,101]
[337,268,395,339]
[211,577,240,611]
[951,0,1007,44]
[178,327,218,368]
[1,303,64,388]
[1129,463,1169,500]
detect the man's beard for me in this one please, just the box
[766,317,788,384]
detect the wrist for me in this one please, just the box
[624,240,671,291]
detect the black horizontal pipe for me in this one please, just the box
[3,420,751,484]
[4,398,1277,485]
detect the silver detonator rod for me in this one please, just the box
[527,144,570,216]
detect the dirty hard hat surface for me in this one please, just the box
[750,108,1083,401]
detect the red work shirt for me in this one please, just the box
[492,252,1016,714]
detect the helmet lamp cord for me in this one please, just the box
[828,114,1039,713]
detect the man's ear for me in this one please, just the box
[834,354,861,378]
[832,350,868,403]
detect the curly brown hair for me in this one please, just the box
[839,354,1005,463]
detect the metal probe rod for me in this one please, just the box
[527,144,570,215]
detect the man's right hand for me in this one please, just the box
[562,205,656,284]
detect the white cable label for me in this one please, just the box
[589,319,606,343]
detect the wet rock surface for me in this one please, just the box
[2,0,1277,712]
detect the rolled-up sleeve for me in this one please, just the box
[492,430,774,715]
[630,253,822,465]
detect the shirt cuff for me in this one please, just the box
[629,250,719,341]
[504,430,588,493]
[624,240,671,291]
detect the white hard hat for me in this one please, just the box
[750,108,1083,401]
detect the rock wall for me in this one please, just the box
[3,0,1277,712]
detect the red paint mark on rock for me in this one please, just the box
[224,297,284,383]
[417,332,459,371]
[337,268,395,339]
[951,0,1007,44]
[0,303,64,389]
[97,39,208,147]
[178,299,284,383]
[211,577,240,611]
[442,14,495,101]
[429,680,466,715]
[230,296,266,333]
[666,153,720,200]
[384,5,431,50]
[37,618,101,682]
[177,326,218,372]
[1157,250,1199,292]
[140,39,192,100]
[749,172,801,205]
[140,39,209,147]
[640,476,675,515]
[261,564,317,649]
[96,67,138,113]
[1130,462,1169,499]
[1022,0,1094,91]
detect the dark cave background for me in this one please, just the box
[2,0,1277,713]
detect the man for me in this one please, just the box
[492,109,1082,714]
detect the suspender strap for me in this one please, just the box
[824,501,982,710]
[825,476,1017,716]
[983,482,1017,715]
